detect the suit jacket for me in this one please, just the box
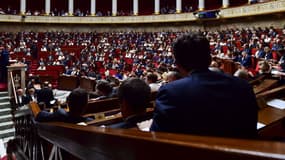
[239,55,252,68]
[150,69,258,139]
[108,114,152,129]
[17,95,30,107]
[37,87,55,107]
[35,108,93,123]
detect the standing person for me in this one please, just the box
[0,47,9,82]
[150,33,258,139]
[37,81,55,108]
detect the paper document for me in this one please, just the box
[257,122,265,129]
[266,99,285,109]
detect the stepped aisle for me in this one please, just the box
[0,91,15,145]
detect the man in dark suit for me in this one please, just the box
[108,78,151,129]
[37,81,55,108]
[36,88,93,123]
[16,88,29,107]
[150,33,258,139]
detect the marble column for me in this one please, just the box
[68,0,74,16]
[45,0,51,15]
[91,0,96,16]
[154,0,160,14]
[198,0,205,11]
[20,0,26,15]
[112,0,117,16]
[133,0,138,15]
[222,0,229,8]
[176,0,182,13]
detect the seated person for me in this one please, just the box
[26,87,37,102]
[146,73,161,92]
[150,33,258,139]
[36,88,93,123]
[165,71,182,83]
[90,80,114,100]
[15,88,29,107]
[233,68,250,81]
[255,60,272,78]
[108,78,151,129]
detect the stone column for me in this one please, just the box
[45,0,51,15]
[133,0,138,15]
[154,0,160,14]
[68,0,74,16]
[20,0,26,15]
[112,0,117,16]
[176,0,182,13]
[91,0,96,16]
[222,0,229,8]
[198,0,205,11]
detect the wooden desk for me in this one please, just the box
[258,107,285,125]
[253,79,278,94]
[79,77,96,92]
[57,75,79,91]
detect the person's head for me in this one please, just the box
[118,78,151,118]
[264,46,270,53]
[241,51,247,57]
[95,80,113,96]
[16,88,24,96]
[234,68,249,81]
[28,87,35,95]
[166,71,182,83]
[43,81,50,88]
[258,60,271,74]
[173,33,211,75]
[67,88,88,116]
[146,73,158,84]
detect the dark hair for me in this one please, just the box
[67,88,88,115]
[118,78,151,112]
[146,73,158,83]
[173,33,211,71]
[96,80,113,95]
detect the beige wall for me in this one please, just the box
[0,14,284,33]
[0,22,205,33]
[0,0,284,33]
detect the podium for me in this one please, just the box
[7,63,27,97]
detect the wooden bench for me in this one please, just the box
[83,98,120,115]
[85,108,154,126]
[36,122,285,160]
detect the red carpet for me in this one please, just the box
[0,83,7,91]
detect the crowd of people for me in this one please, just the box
[32,32,259,139]
[2,26,285,141]
[2,26,285,82]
